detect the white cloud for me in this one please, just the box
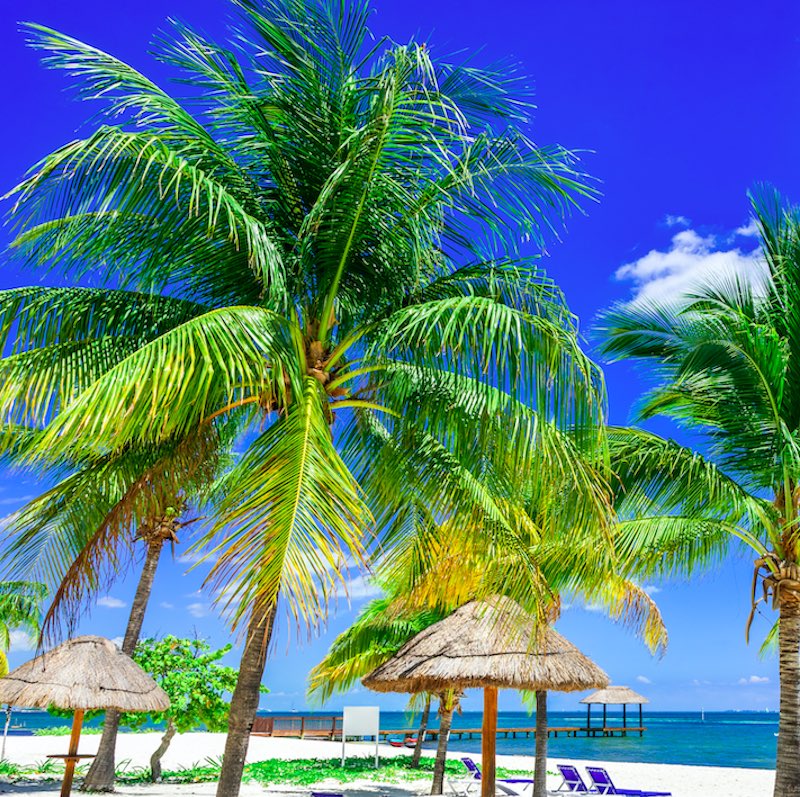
[326,555,359,573]
[739,675,769,685]
[664,214,690,228]
[636,675,652,684]
[97,596,126,609]
[159,602,175,610]
[337,575,382,602]
[187,602,210,618]
[735,218,760,237]
[111,636,124,649]
[615,228,764,304]
[643,584,661,596]
[691,678,711,687]
[9,630,36,651]
[583,602,604,613]
[0,495,34,506]
[177,551,218,565]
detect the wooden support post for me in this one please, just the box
[602,704,607,730]
[639,705,643,736]
[533,691,548,797]
[480,687,498,797]
[623,704,627,735]
[60,710,84,797]
[586,704,591,732]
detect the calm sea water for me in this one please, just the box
[5,710,779,770]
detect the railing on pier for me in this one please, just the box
[252,715,344,739]
[250,715,646,740]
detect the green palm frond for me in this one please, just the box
[368,295,603,424]
[0,581,46,653]
[196,378,372,630]
[2,0,614,657]
[29,307,303,454]
[307,595,445,703]
[3,430,224,640]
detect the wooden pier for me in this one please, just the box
[251,715,646,740]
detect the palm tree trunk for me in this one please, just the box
[431,698,454,796]
[412,694,431,768]
[775,598,800,797]
[149,719,176,782]
[215,601,277,797]
[81,538,164,792]
[1,704,11,760]
[534,691,547,797]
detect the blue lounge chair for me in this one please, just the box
[312,792,343,797]
[556,765,594,792]
[451,758,534,796]
[585,767,671,797]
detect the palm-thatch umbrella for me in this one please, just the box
[362,597,608,797]
[0,635,169,797]
[580,685,649,735]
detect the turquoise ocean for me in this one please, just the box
[5,710,778,770]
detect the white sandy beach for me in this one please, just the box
[0,734,774,797]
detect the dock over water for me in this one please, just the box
[251,715,646,740]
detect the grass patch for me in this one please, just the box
[32,727,104,736]
[244,756,470,786]
[1,754,535,787]
[0,757,93,780]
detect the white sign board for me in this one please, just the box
[341,706,380,767]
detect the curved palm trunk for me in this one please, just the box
[150,719,176,782]
[775,598,800,797]
[533,691,547,797]
[2,704,12,760]
[81,538,164,792]
[412,694,431,768]
[215,601,277,797]
[431,698,454,796]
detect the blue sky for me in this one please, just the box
[0,0,798,713]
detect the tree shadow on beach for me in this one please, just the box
[0,782,62,793]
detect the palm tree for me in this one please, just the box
[0,431,228,789]
[0,580,45,758]
[308,592,447,779]
[0,581,45,675]
[599,185,800,797]
[1,1,606,793]
[386,511,667,797]
[310,474,668,797]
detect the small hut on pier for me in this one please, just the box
[580,685,648,736]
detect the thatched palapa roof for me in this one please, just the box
[363,597,608,693]
[580,685,649,705]
[0,635,169,712]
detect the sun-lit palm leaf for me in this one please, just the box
[307,594,446,703]
[3,430,224,639]
[196,377,372,630]
[28,307,303,455]
[0,581,46,654]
